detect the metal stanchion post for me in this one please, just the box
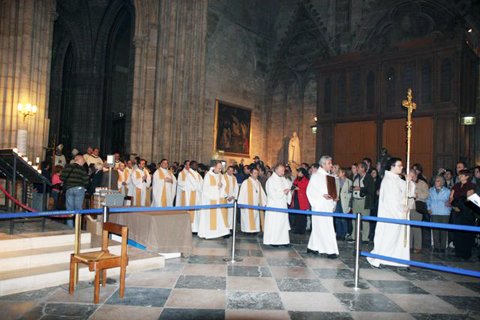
[73,213,81,284]
[224,200,243,263]
[344,213,369,290]
[103,205,109,223]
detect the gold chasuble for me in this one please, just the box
[197,168,230,239]
[223,173,239,229]
[127,167,151,206]
[152,168,177,207]
[238,177,267,233]
[175,168,203,233]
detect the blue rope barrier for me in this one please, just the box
[109,203,233,214]
[0,204,234,220]
[362,215,480,233]
[360,251,480,278]
[237,203,357,219]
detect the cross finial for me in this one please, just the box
[402,88,416,111]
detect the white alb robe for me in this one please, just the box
[198,169,230,239]
[117,169,130,196]
[238,177,267,233]
[368,170,410,267]
[263,172,292,245]
[223,173,239,229]
[127,167,151,206]
[176,168,203,232]
[306,168,339,254]
[152,168,177,207]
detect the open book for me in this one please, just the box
[467,193,480,208]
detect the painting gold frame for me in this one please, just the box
[213,99,252,157]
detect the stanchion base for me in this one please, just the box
[89,278,117,285]
[343,281,370,290]
[223,257,243,263]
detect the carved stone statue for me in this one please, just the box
[288,131,301,165]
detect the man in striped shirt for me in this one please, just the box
[60,155,90,227]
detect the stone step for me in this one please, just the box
[0,231,91,253]
[0,242,122,272]
[0,246,165,296]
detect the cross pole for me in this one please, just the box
[401,88,416,247]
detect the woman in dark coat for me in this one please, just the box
[450,169,477,259]
[290,167,310,234]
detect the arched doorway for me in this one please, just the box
[102,7,134,155]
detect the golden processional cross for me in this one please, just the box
[402,88,416,247]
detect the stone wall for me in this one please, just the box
[204,0,274,165]
[0,0,56,160]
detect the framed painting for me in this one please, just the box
[214,100,252,157]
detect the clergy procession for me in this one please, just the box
[47,136,461,268]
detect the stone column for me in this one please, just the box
[0,0,56,160]
[131,0,208,162]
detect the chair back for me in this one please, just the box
[102,222,128,258]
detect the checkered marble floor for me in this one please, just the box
[2,232,479,320]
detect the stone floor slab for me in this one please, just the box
[280,292,347,312]
[228,265,272,277]
[90,305,163,320]
[227,291,284,310]
[276,278,328,292]
[159,308,225,320]
[227,276,278,292]
[105,287,170,307]
[175,275,226,290]
[387,294,461,314]
[165,289,225,309]
[334,293,405,312]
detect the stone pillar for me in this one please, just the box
[0,0,56,160]
[131,0,207,162]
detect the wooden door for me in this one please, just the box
[334,121,377,168]
[383,117,433,179]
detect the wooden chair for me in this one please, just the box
[69,222,129,304]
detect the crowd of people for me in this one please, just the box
[33,144,480,263]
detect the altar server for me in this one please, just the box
[368,157,411,268]
[152,159,177,207]
[263,164,292,246]
[198,161,230,239]
[176,160,203,232]
[238,167,267,233]
[128,159,151,206]
[224,165,239,229]
[306,155,339,258]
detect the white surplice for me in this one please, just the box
[238,176,267,233]
[127,166,151,206]
[152,167,177,207]
[367,170,410,267]
[223,173,239,229]
[176,168,203,232]
[197,168,230,239]
[263,172,292,245]
[306,168,339,254]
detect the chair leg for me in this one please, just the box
[119,265,126,298]
[69,258,75,295]
[94,270,100,304]
[102,269,107,287]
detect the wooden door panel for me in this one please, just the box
[383,117,433,179]
[334,121,376,168]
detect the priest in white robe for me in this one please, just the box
[368,157,411,268]
[238,167,267,233]
[127,159,151,206]
[224,165,239,229]
[176,160,203,232]
[152,159,177,207]
[198,162,230,239]
[116,162,130,196]
[306,155,339,258]
[263,164,292,246]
